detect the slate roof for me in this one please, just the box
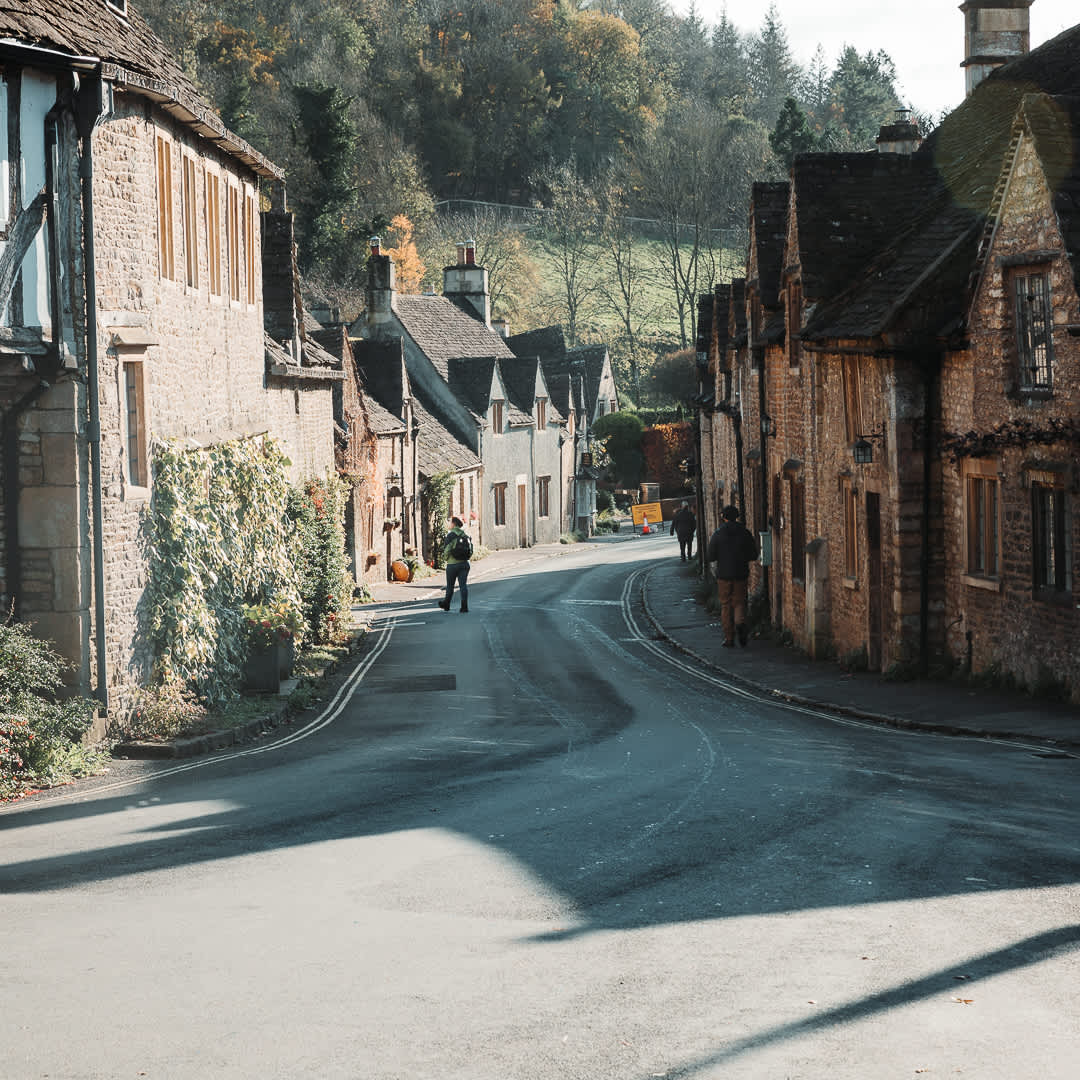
[507,325,576,418]
[802,23,1080,343]
[411,389,481,478]
[0,1,280,179]
[729,280,747,348]
[352,339,409,422]
[394,294,514,378]
[749,182,790,309]
[446,356,498,419]
[713,284,731,360]
[500,354,566,424]
[571,344,609,414]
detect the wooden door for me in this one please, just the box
[518,484,528,547]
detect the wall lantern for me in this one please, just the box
[852,423,885,465]
[761,414,777,438]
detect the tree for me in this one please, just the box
[823,46,903,149]
[383,215,426,295]
[531,159,603,345]
[592,410,645,488]
[747,3,800,129]
[769,97,819,169]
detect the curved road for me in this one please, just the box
[3,541,1079,1079]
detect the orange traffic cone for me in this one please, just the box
[641,514,651,535]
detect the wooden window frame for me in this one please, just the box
[536,397,547,431]
[537,475,550,518]
[788,475,806,584]
[205,169,222,297]
[244,189,257,305]
[1013,270,1053,391]
[491,399,504,434]
[155,134,175,280]
[182,154,199,289]
[597,400,607,417]
[226,184,241,302]
[493,482,507,527]
[962,461,1001,588]
[788,280,803,368]
[122,359,148,492]
[842,357,863,444]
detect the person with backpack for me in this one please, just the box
[438,515,473,613]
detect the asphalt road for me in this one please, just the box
[3,541,1080,1079]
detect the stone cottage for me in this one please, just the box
[0,0,341,725]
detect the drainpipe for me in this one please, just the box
[74,75,109,709]
[755,346,771,621]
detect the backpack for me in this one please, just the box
[451,531,473,560]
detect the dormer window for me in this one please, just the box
[1014,270,1053,390]
[107,0,128,16]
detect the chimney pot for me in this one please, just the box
[370,235,381,256]
[465,239,476,265]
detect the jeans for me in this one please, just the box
[444,561,470,609]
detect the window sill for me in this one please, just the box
[1007,387,1053,403]
[123,483,150,503]
[1033,587,1072,607]
[842,576,858,590]
[962,573,1001,592]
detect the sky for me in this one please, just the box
[679,1,1077,120]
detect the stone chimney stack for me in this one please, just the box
[365,235,396,328]
[443,239,491,326]
[876,107,922,154]
[961,0,1033,97]
[262,206,302,356]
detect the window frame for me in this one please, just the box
[1013,269,1053,391]
[491,399,504,435]
[842,356,863,444]
[537,475,550,518]
[1031,474,1068,596]
[842,478,858,582]
[181,153,199,290]
[155,134,175,280]
[788,475,806,584]
[962,461,1002,588]
[536,397,547,431]
[226,183,241,302]
[244,188,257,305]
[493,482,507,527]
[205,168,222,297]
[121,358,149,495]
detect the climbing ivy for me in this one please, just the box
[425,469,456,568]
[288,476,353,643]
[145,436,304,703]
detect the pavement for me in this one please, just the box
[373,530,1080,752]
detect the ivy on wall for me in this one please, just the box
[424,469,456,568]
[288,476,353,643]
[145,435,304,702]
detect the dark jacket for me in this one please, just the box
[670,506,696,539]
[706,521,759,580]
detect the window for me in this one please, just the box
[609,398,617,414]
[492,400,504,434]
[459,478,465,516]
[789,476,806,582]
[155,135,175,279]
[494,483,507,526]
[1014,271,1053,389]
[227,185,241,301]
[123,361,147,488]
[843,480,858,579]
[842,357,863,443]
[537,476,550,518]
[244,191,257,305]
[1032,478,1067,593]
[597,400,607,417]
[182,155,199,289]
[205,170,222,296]
[536,398,547,430]
[965,474,999,578]
[468,475,475,512]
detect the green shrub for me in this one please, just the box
[0,622,104,800]
[289,476,353,644]
[120,680,208,742]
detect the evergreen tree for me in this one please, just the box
[769,97,819,169]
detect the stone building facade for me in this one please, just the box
[0,2,342,727]
[698,14,1080,702]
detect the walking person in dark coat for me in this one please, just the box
[438,516,471,613]
[670,501,697,561]
[706,505,759,648]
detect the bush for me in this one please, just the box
[0,622,104,800]
[120,680,208,741]
[289,476,353,643]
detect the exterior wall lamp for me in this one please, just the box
[853,423,886,464]
[761,414,777,438]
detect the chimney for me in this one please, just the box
[365,235,396,328]
[491,317,510,339]
[960,0,1033,97]
[443,238,491,326]
[876,107,922,154]
[262,205,302,356]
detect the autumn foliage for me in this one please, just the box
[641,422,694,496]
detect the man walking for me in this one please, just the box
[438,516,472,613]
[670,501,697,561]
[706,505,759,648]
